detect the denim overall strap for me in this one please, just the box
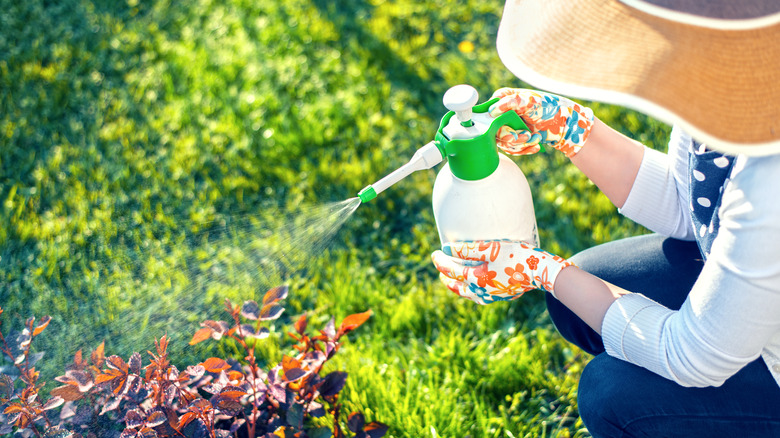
[688,142,736,259]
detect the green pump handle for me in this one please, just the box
[433,97,530,181]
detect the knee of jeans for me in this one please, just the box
[569,246,611,278]
[578,354,628,437]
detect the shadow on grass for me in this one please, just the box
[310,0,446,117]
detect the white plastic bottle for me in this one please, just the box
[431,85,539,246]
[356,84,539,247]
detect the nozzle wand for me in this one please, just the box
[358,141,444,202]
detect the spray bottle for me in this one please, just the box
[358,84,539,247]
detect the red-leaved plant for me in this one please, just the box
[0,286,387,438]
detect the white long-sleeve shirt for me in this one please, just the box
[602,126,780,388]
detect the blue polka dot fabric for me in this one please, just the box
[688,142,736,259]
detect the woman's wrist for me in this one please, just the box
[569,118,645,208]
[552,265,629,334]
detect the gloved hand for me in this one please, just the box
[489,88,595,158]
[431,240,575,305]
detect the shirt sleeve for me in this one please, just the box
[619,126,695,240]
[602,153,780,387]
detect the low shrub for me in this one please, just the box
[0,286,386,438]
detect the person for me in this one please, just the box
[431,0,780,436]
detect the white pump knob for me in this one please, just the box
[443,84,479,124]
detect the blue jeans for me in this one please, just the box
[546,234,780,437]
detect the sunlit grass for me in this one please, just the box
[0,0,670,436]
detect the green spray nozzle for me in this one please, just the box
[434,97,528,181]
[358,185,377,203]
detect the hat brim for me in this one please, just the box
[496,0,780,156]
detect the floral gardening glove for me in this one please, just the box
[431,240,575,305]
[489,88,595,158]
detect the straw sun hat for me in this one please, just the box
[496,0,780,156]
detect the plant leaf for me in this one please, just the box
[189,398,212,413]
[16,330,31,349]
[65,370,93,392]
[32,315,51,336]
[227,370,245,381]
[138,427,158,438]
[106,355,129,373]
[4,403,23,414]
[219,385,247,400]
[73,350,84,367]
[95,369,122,385]
[91,341,105,368]
[164,381,177,404]
[284,367,306,382]
[100,396,122,415]
[189,327,213,345]
[281,355,301,372]
[236,324,255,337]
[214,396,242,416]
[146,408,167,427]
[177,412,196,429]
[60,401,77,420]
[263,285,289,305]
[339,310,372,335]
[307,401,326,418]
[268,382,286,404]
[26,391,38,404]
[129,352,142,375]
[317,371,347,397]
[364,422,389,438]
[260,303,284,321]
[321,318,336,339]
[50,385,84,402]
[185,364,206,380]
[5,411,22,427]
[240,301,260,320]
[294,314,308,335]
[202,320,229,339]
[95,367,128,395]
[348,412,365,433]
[201,357,231,373]
[246,327,270,341]
[156,335,169,356]
[124,409,144,428]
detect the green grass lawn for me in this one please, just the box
[0,0,672,436]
